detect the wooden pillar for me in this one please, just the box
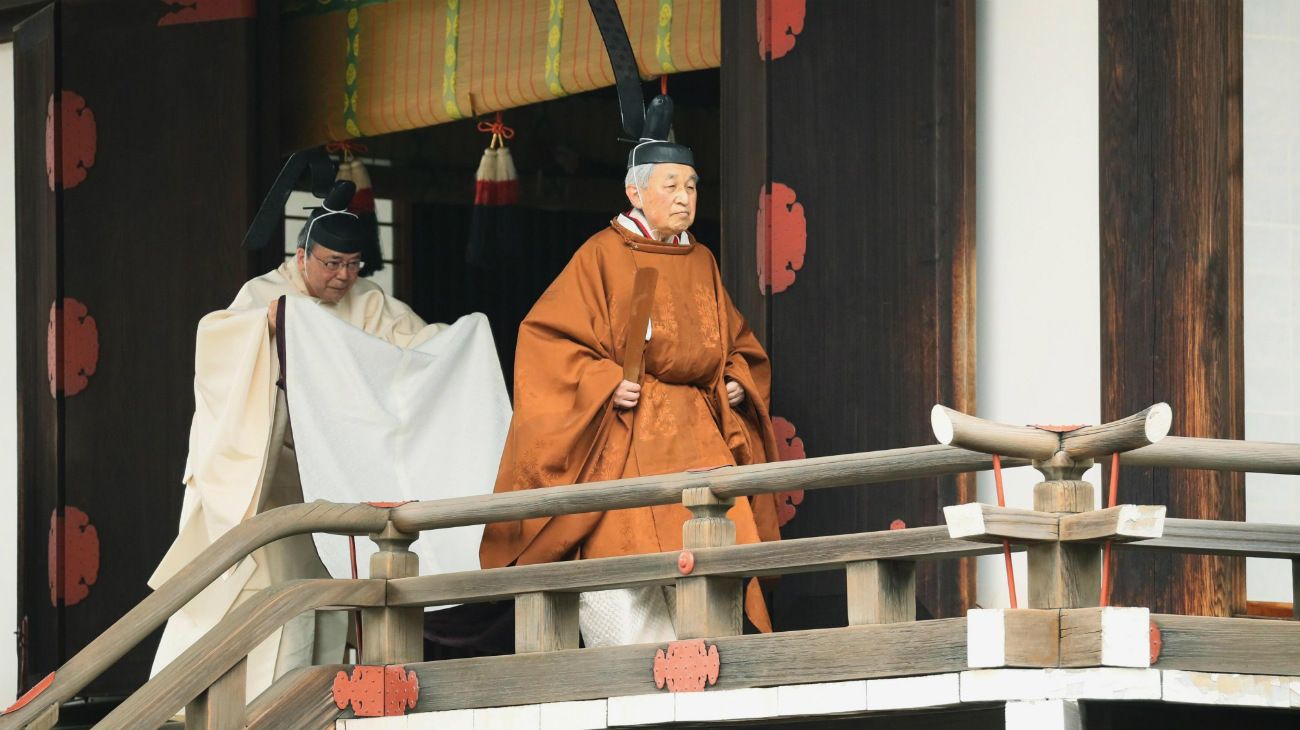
[1100,0,1245,616]
[675,487,742,639]
[185,657,247,730]
[721,0,977,629]
[1029,457,1100,609]
[361,524,422,665]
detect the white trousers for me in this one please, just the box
[578,586,678,647]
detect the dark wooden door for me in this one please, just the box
[721,0,976,628]
[14,0,266,696]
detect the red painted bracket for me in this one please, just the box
[2,672,54,715]
[332,665,419,717]
[653,640,720,692]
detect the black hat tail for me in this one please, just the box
[242,147,337,250]
[587,0,645,140]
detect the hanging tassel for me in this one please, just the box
[325,142,383,277]
[467,113,521,267]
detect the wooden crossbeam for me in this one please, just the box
[387,527,1008,608]
[1121,518,1300,558]
[1152,614,1300,675]
[407,619,969,713]
[1058,505,1166,543]
[943,504,1059,543]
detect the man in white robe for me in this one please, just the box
[149,181,506,701]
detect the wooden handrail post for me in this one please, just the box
[1028,453,1100,608]
[184,656,246,730]
[362,523,423,665]
[846,560,916,624]
[515,592,579,653]
[675,487,743,639]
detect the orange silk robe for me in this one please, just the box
[480,222,783,631]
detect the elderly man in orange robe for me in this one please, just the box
[480,95,783,647]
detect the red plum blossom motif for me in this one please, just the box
[756,0,806,60]
[772,416,805,527]
[47,298,99,397]
[48,507,99,607]
[46,92,96,191]
[757,183,807,294]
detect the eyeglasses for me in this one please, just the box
[310,252,366,273]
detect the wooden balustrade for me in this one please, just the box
[9,400,1300,729]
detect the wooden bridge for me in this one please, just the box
[2,404,1299,729]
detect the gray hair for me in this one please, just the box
[624,163,656,190]
[296,224,316,253]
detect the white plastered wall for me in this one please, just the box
[974,0,1101,608]
[2,41,19,706]
[1243,0,1300,604]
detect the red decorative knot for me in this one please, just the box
[158,0,257,27]
[677,550,695,575]
[1148,621,1162,664]
[47,298,99,397]
[889,519,906,530]
[653,640,720,692]
[46,91,96,191]
[771,417,806,527]
[2,672,54,715]
[757,183,807,295]
[1031,424,1088,433]
[48,506,99,607]
[756,0,806,60]
[332,665,419,717]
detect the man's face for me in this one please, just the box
[625,163,698,238]
[296,243,362,303]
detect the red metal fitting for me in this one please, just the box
[677,550,695,575]
[1149,621,1163,664]
[653,640,720,692]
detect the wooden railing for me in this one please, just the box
[2,403,1299,729]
